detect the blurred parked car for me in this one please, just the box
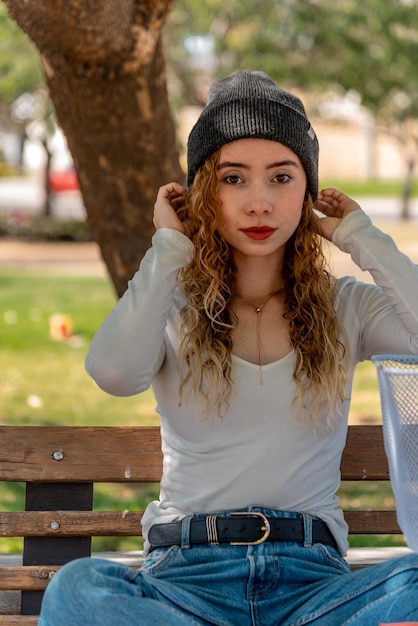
[49,168,79,193]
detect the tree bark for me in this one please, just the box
[4,0,183,296]
[401,155,415,221]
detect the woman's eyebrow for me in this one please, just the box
[217,161,248,170]
[217,159,300,170]
[268,160,300,169]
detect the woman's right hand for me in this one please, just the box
[153,182,187,234]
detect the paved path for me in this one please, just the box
[0,239,106,276]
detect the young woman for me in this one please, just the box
[39,70,418,625]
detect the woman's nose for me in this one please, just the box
[245,189,273,214]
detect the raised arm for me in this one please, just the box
[85,183,194,396]
[317,189,418,358]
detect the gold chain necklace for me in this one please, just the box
[234,290,282,385]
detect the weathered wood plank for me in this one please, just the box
[344,510,401,534]
[0,567,59,591]
[0,618,38,624]
[0,511,144,537]
[0,427,162,483]
[0,425,388,482]
[341,426,389,480]
[0,510,401,537]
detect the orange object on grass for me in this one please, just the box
[49,314,73,341]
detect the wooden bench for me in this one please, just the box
[0,424,411,624]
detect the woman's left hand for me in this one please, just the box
[314,188,362,241]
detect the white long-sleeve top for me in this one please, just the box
[86,211,418,556]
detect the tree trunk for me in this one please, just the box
[4,0,183,297]
[41,138,53,217]
[401,155,415,221]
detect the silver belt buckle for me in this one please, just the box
[229,511,271,545]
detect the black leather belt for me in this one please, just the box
[148,512,337,552]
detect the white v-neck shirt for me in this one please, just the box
[86,211,418,555]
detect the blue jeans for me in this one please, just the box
[39,509,418,626]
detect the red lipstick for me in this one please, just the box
[240,226,276,241]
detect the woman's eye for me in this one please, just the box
[223,174,242,184]
[274,173,291,184]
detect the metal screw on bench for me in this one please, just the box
[39,568,57,581]
[52,450,64,461]
[50,521,60,531]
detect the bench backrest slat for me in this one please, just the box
[0,425,387,482]
[341,425,389,480]
[344,510,400,534]
[0,567,57,592]
[0,511,143,537]
[0,509,401,537]
[0,426,162,483]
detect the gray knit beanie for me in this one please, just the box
[187,70,319,200]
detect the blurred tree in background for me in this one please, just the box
[0,5,44,166]
[2,0,182,297]
[1,0,417,294]
[0,5,42,101]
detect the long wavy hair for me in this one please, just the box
[177,150,347,424]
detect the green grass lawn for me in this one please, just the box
[0,268,406,552]
[0,272,159,426]
[320,178,418,198]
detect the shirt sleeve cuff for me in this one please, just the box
[332,210,373,252]
[151,228,195,264]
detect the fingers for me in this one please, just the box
[153,182,188,233]
[313,188,363,242]
[315,188,361,218]
[157,182,187,203]
[156,182,187,214]
[316,188,344,216]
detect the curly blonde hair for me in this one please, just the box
[177,150,347,424]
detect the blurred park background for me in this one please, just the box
[0,0,418,552]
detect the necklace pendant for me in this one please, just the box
[234,290,282,387]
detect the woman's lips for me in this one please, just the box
[240,227,276,240]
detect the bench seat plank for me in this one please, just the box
[0,618,38,624]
